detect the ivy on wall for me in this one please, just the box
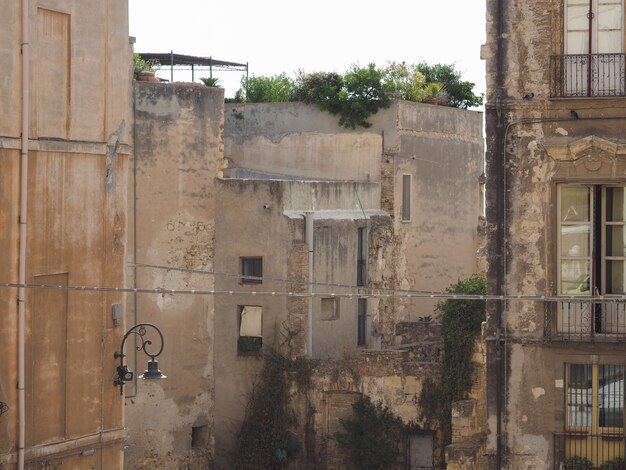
[334,397,412,470]
[418,275,486,457]
[233,348,311,470]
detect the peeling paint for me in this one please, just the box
[531,387,545,399]
[105,120,125,193]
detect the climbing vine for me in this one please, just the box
[233,347,312,470]
[418,275,486,455]
[334,397,411,470]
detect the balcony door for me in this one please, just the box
[565,0,625,96]
[557,184,626,336]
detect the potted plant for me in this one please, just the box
[133,53,160,82]
[237,336,262,356]
[200,77,221,87]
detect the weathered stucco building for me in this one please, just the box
[0,1,132,469]
[124,91,484,469]
[213,101,484,468]
[484,0,626,468]
[0,5,485,465]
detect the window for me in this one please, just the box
[357,228,367,287]
[560,0,625,96]
[321,297,339,321]
[238,305,263,354]
[402,174,411,222]
[562,363,624,466]
[357,298,367,346]
[191,425,209,448]
[557,184,626,334]
[241,257,263,284]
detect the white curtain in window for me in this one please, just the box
[240,306,263,337]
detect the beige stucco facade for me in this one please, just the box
[484,0,626,468]
[118,93,484,468]
[123,82,223,469]
[1,2,487,469]
[212,101,484,468]
[0,1,132,469]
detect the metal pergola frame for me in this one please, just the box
[138,51,248,83]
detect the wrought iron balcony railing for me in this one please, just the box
[553,432,624,469]
[550,53,626,98]
[544,299,626,341]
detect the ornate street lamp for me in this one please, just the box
[114,323,166,395]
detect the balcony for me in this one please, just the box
[550,53,626,98]
[553,432,624,469]
[544,299,626,341]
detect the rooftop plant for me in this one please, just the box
[133,53,159,79]
[200,76,221,87]
[229,61,482,128]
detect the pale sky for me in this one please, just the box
[129,0,486,103]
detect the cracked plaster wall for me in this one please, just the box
[125,83,224,470]
[223,101,484,346]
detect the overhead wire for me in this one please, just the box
[1,281,625,303]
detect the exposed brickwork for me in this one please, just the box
[287,241,309,357]
[368,215,398,346]
[380,155,395,215]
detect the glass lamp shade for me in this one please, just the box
[140,360,166,380]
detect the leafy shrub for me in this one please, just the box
[382,61,441,103]
[334,397,405,470]
[603,457,626,470]
[562,456,593,470]
[296,64,390,129]
[230,62,481,127]
[238,73,297,103]
[414,62,483,109]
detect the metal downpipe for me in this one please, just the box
[18,0,30,469]
[305,212,314,357]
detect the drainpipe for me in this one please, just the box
[18,0,30,469]
[304,212,314,358]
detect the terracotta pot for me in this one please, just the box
[137,71,159,83]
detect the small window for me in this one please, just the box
[191,425,209,448]
[357,228,367,287]
[402,174,411,222]
[241,257,263,284]
[238,305,263,355]
[357,298,367,346]
[321,297,339,321]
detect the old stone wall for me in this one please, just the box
[289,348,440,470]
